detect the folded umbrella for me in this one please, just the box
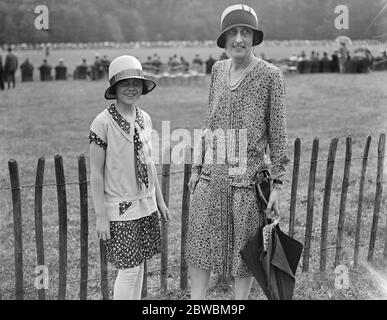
[240,171,303,300]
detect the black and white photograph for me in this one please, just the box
[0,0,386,305]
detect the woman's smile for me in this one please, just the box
[232,43,245,49]
[124,91,139,97]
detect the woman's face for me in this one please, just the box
[225,26,254,60]
[115,78,143,105]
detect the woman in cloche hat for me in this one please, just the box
[89,55,170,300]
[187,4,290,299]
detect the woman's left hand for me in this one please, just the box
[266,188,280,219]
[157,201,171,222]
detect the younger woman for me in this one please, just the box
[89,55,170,300]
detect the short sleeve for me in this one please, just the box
[268,68,290,180]
[89,112,107,150]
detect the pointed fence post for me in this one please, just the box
[320,137,339,272]
[354,136,371,268]
[34,157,46,300]
[302,138,319,272]
[368,133,385,262]
[335,136,352,267]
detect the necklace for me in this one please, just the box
[228,56,255,90]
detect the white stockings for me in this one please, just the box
[113,261,144,300]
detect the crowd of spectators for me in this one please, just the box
[283,46,386,74]
[2,39,385,51]
[142,53,223,75]
[1,45,386,87]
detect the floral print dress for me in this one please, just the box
[186,57,290,278]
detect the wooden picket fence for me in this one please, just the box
[3,133,387,300]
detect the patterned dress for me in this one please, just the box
[186,57,290,278]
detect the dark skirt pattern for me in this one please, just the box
[106,211,161,269]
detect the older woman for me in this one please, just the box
[186,4,290,300]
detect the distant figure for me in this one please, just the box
[142,56,154,73]
[192,54,203,65]
[310,51,319,73]
[75,58,89,79]
[320,52,330,73]
[373,49,387,70]
[331,51,340,72]
[152,54,162,71]
[101,55,110,77]
[55,58,68,80]
[297,54,304,73]
[205,55,216,74]
[381,50,387,70]
[180,56,189,72]
[0,52,4,90]
[39,59,52,81]
[145,56,152,66]
[192,54,203,73]
[4,47,18,89]
[20,58,34,81]
[297,50,310,73]
[192,54,204,73]
[338,42,348,73]
[45,44,50,58]
[92,53,103,80]
[170,54,179,67]
[169,54,181,74]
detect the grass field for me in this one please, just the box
[9,42,386,82]
[0,66,387,300]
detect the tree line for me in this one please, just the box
[0,0,386,44]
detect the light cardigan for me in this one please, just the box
[90,104,158,221]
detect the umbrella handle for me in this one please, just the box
[256,182,269,206]
[255,178,280,225]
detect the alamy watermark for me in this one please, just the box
[335,5,349,30]
[34,265,49,290]
[334,265,350,290]
[143,122,250,175]
[34,5,49,30]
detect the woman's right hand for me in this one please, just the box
[188,172,200,194]
[96,215,110,241]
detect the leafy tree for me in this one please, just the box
[0,0,385,43]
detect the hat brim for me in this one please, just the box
[216,24,264,48]
[104,77,156,100]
